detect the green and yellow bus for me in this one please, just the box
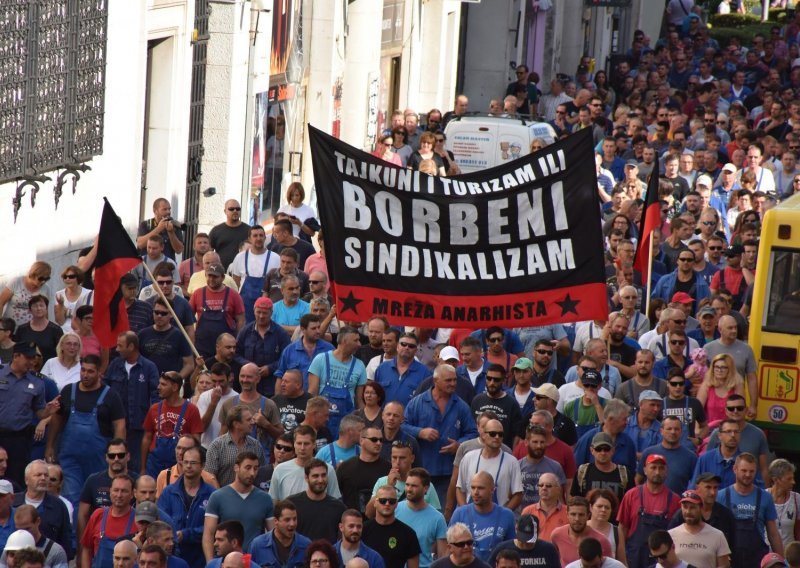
[750,192,800,453]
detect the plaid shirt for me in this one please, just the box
[205,433,265,486]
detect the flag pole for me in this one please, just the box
[140,261,205,366]
[644,229,654,318]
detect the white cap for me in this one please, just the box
[439,346,459,362]
[4,530,35,551]
[695,174,713,188]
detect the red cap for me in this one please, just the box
[646,454,667,465]
[761,552,786,568]
[671,292,694,304]
[254,297,273,309]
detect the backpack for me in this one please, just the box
[576,462,629,495]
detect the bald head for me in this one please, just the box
[223,552,244,568]
[115,540,138,557]
[472,470,495,487]
[539,472,560,488]
[345,560,369,568]
[240,362,259,376]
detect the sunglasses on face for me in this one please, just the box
[727,406,745,412]
[275,444,293,452]
[484,431,504,438]
[669,381,685,387]
[63,274,78,279]
[487,337,504,343]
[377,497,398,505]
[227,207,242,212]
[361,436,383,443]
[107,452,127,460]
[450,540,474,548]
[593,445,612,452]
[670,340,686,345]
[485,376,504,383]
[399,342,417,349]
[153,310,170,317]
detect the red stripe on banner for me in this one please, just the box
[634,201,662,282]
[332,282,609,328]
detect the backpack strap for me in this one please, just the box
[577,463,590,494]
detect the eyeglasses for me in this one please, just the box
[593,445,612,452]
[708,246,722,251]
[672,319,687,325]
[182,460,201,466]
[275,444,293,452]
[37,276,50,283]
[377,497,398,505]
[485,431,504,437]
[63,274,78,279]
[713,365,728,371]
[485,376,504,383]
[670,340,686,345]
[362,436,383,443]
[107,452,127,460]
[399,342,418,349]
[153,310,170,317]
[669,381,685,387]
[435,138,445,142]
[156,280,173,285]
[309,280,323,284]
[450,540,474,548]
[537,483,554,488]
[701,221,716,226]
[309,560,330,566]
[726,406,745,412]
[227,207,242,212]
[487,337,504,343]
[556,110,566,115]
[535,349,553,355]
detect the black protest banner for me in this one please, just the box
[308,125,608,328]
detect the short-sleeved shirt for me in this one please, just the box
[137,219,184,260]
[669,522,730,567]
[137,326,193,374]
[269,460,340,501]
[637,444,698,495]
[457,450,523,509]
[487,539,561,568]
[395,502,447,568]
[703,339,757,378]
[518,455,567,508]
[80,471,140,512]
[288,492,346,544]
[2,276,52,326]
[57,384,125,439]
[218,394,281,448]
[14,322,63,361]
[362,518,422,568]
[271,393,311,432]
[450,504,516,562]
[196,388,238,447]
[204,485,274,549]
[80,507,135,556]
[142,401,204,449]
[0,367,46,430]
[706,422,769,459]
[617,485,681,535]
[308,352,367,403]
[717,486,777,537]
[550,525,613,567]
[228,249,280,280]
[208,222,252,269]
[271,300,310,327]
[188,286,245,330]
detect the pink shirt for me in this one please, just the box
[550,524,613,567]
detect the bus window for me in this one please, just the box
[764,248,800,334]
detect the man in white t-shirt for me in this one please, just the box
[668,489,730,568]
[228,226,281,323]
[196,365,238,448]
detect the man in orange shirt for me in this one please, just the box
[521,472,568,541]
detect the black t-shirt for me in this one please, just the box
[313,427,333,452]
[254,464,274,493]
[79,470,140,512]
[570,463,632,503]
[288,492,346,544]
[609,342,638,367]
[518,410,578,447]
[362,518,422,568]
[487,539,562,567]
[57,384,126,438]
[336,457,391,512]
[470,393,523,447]
[138,327,192,374]
[431,557,491,568]
[662,396,707,436]
[665,176,690,201]
[209,223,251,269]
[267,238,317,270]
[14,323,63,361]
[357,344,383,365]
[271,393,311,432]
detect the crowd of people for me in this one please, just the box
[3,3,800,568]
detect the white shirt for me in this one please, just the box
[566,558,625,568]
[457,449,523,509]
[41,358,81,390]
[228,249,281,279]
[196,388,238,447]
[669,523,730,568]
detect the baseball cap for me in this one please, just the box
[680,490,702,505]
[135,501,159,523]
[0,480,12,495]
[120,273,139,287]
[646,454,667,465]
[591,432,614,449]
[725,244,744,257]
[4,530,35,551]
[639,390,663,403]
[625,159,639,168]
[439,346,459,363]
[695,472,722,484]
[532,383,559,403]
[671,292,694,304]
[761,553,787,568]
[722,163,737,173]
[581,369,602,387]
[698,306,716,318]
[512,358,533,370]
[206,263,225,277]
[695,174,713,188]
[254,297,273,310]
[12,341,38,357]
[515,514,539,543]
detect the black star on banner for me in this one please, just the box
[339,291,364,315]
[556,294,580,316]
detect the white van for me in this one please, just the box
[444,114,557,174]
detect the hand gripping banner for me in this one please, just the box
[308,125,609,328]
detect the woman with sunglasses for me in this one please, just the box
[54,265,91,333]
[0,261,53,327]
[696,354,744,425]
[372,134,403,167]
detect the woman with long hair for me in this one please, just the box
[0,261,53,326]
[41,332,82,390]
[54,265,91,333]
[587,488,626,563]
[696,353,745,424]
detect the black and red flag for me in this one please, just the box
[633,159,662,284]
[93,198,142,347]
[308,125,608,329]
